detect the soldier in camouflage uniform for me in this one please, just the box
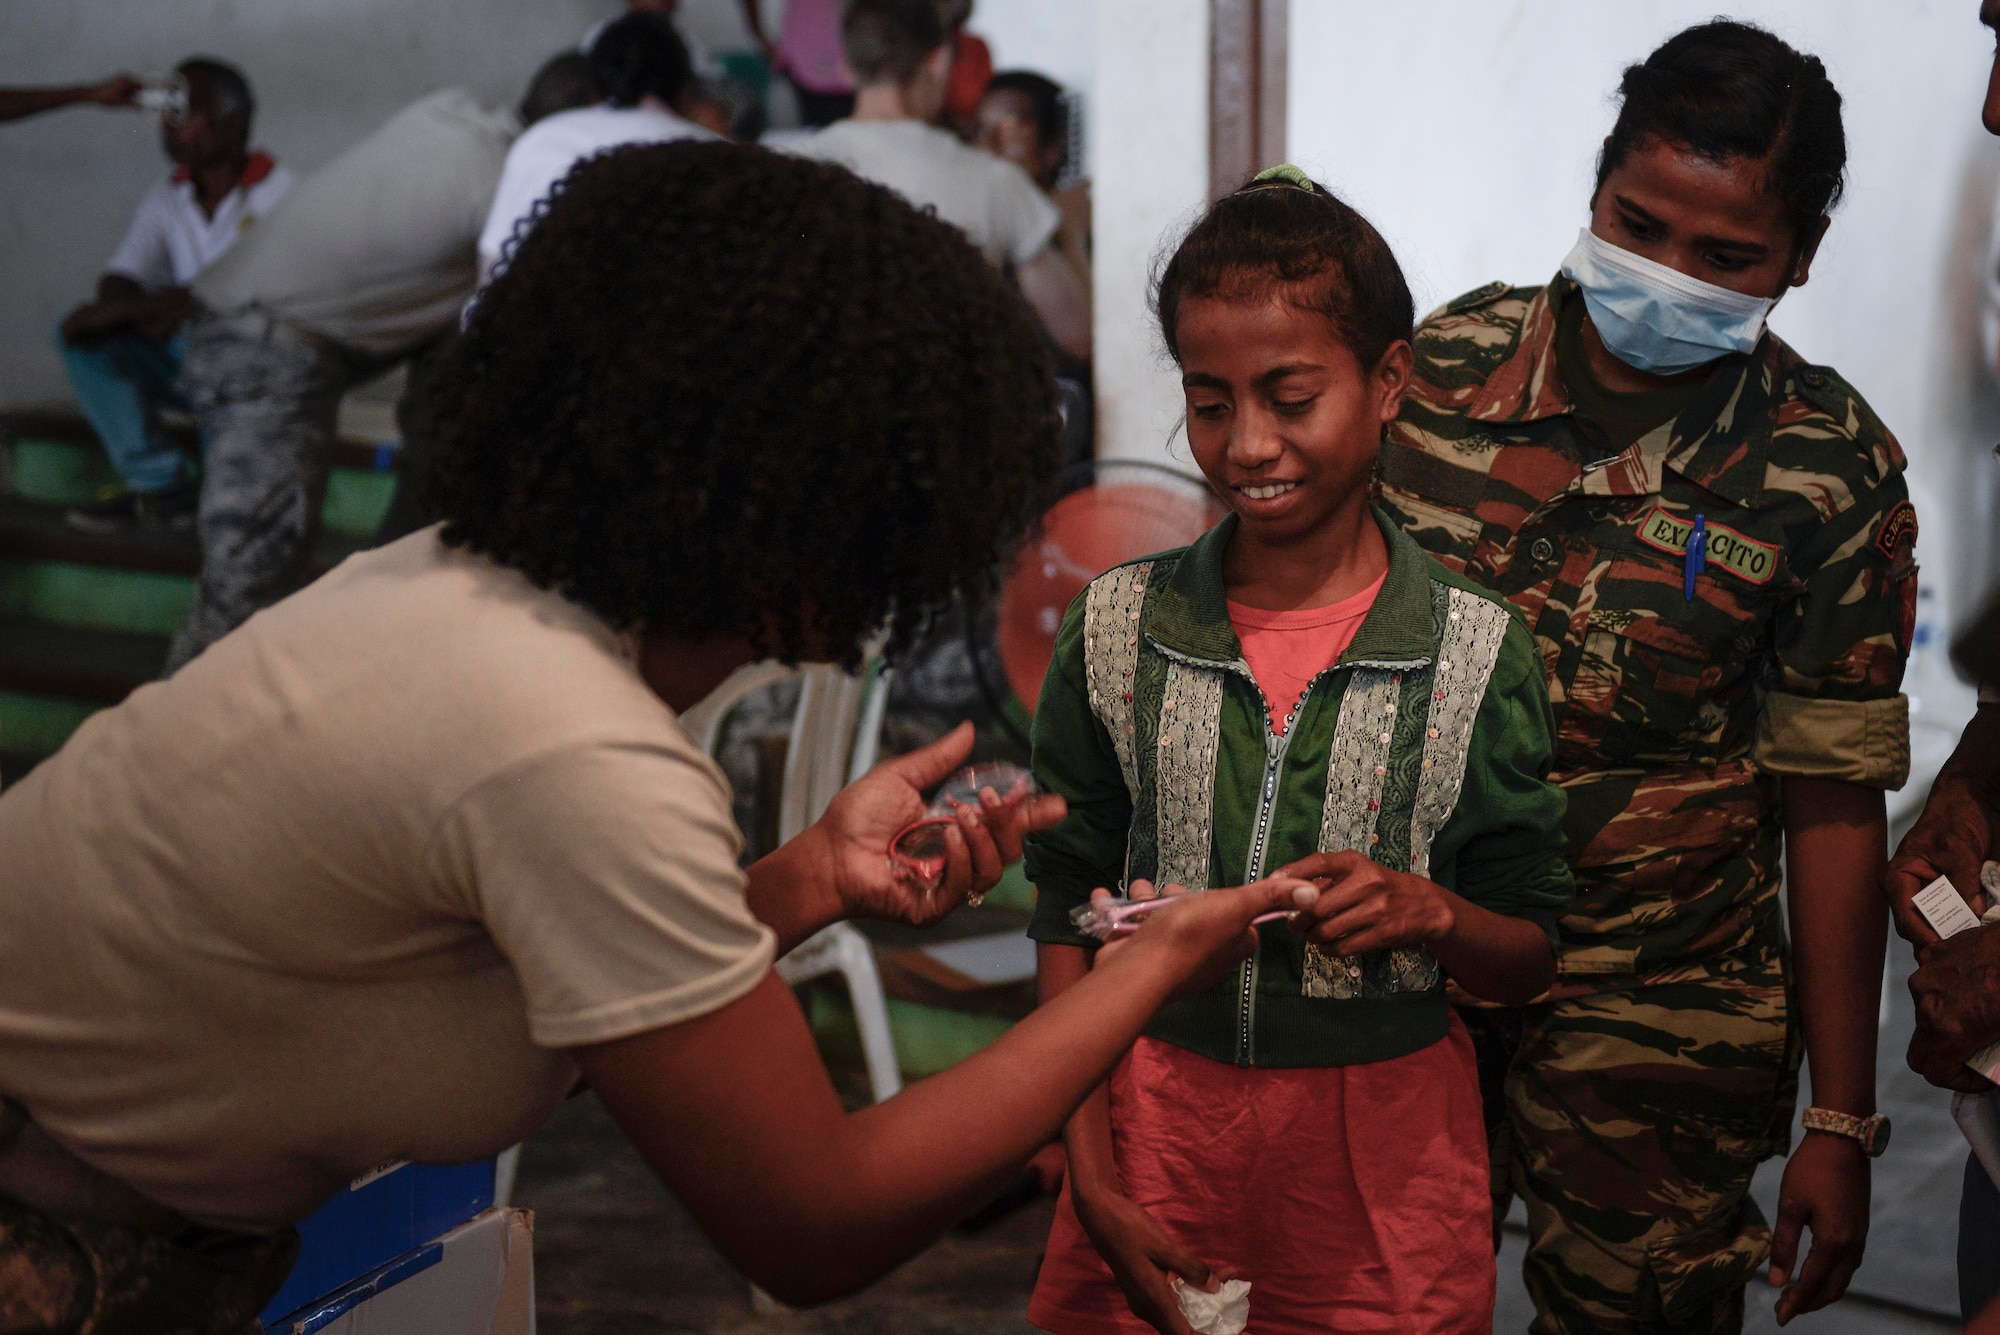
[1377,21,1912,1334]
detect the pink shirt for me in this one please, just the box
[775,0,852,94]
[1226,573,1386,736]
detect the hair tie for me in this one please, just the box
[1240,163,1321,195]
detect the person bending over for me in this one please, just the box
[165,55,596,673]
[58,58,293,533]
[0,141,1304,1331]
[786,0,1090,362]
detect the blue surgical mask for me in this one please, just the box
[1559,228,1776,376]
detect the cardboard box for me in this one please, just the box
[260,1158,495,1325]
[266,1206,533,1335]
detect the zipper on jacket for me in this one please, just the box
[1230,661,1357,1066]
[1149,640,1356,1068]
[1235,681,1297,1067]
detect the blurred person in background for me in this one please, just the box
[517,51,598,127]
[1891,4,2000,1329]
[478,12,717,280]
[584,0,714,75]
[0,73,140,123]
[976,70,1089,286]
[1378,20,1912,1330]
[738,0,854,127]
[938,0,992,140]
[56,58,293,534]
[164,55,596,673]
[788,0,1089,363]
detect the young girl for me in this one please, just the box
[1022,166,1574,1335]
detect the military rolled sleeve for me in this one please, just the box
[1754,474,1914,790]
[1023,597,1133,947]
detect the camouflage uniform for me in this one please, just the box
[165,313,380,674]
[1378,277,1914,1334]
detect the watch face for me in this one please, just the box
[1865,1116,1891,1157]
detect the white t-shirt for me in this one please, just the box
[477,102,719,276]
[194,90,519,358]
[785,119,1060,270]
[104,152,296,291]
[0,527,776,1230]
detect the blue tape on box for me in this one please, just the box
[267,1241,444,1334]
[258,1158,493,1327]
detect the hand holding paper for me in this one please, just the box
[1908,876,2000,1086]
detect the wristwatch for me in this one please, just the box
[1801,1106,1891,1157]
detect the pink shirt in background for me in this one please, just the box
[775,0,852,94]
[1227,572,1386,736]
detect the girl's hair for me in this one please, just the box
[1154,167,1414,371]
[415,141,1061,666]
[1595,19,1846,249]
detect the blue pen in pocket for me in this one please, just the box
[1684,513,1707,601]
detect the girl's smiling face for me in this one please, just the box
[1176,288,1412,545]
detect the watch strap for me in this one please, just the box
[1801,1106,1890,1157]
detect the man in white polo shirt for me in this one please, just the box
[56,58,294,533]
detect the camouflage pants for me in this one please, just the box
[0,1190,297,1334]
[1465,932,1799,1334]
[165,317,375,674]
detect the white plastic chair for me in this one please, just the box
[693,661,899,1320]
[770,663,904,1105]
[680,659,904,1106]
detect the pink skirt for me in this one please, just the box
[1028,1016,1493,1335]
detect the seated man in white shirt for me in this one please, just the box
[478,12,717,280]
[57,58,294,532]
[786,0,1089,361]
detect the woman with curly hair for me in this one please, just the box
[0,142,1307,1329]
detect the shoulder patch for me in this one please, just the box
[1875,500,1918,562]
[1443,280,1510,315]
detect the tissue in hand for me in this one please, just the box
[1173,1277,1252,1335]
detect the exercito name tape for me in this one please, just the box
[1635,506,1781,584]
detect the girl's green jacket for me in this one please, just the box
[1024,508,1574,1068]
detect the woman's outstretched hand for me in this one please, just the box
[1093,876,1320,1001]
[818,721,1066,929]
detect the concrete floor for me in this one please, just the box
[516,1091,1959,1334]
[516,1092,1048,1335]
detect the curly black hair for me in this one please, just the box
[414,141,1061,665]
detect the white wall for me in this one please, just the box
[1092,0,1208,465]
[1289,0,2000,785]
[0,0,615,411]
